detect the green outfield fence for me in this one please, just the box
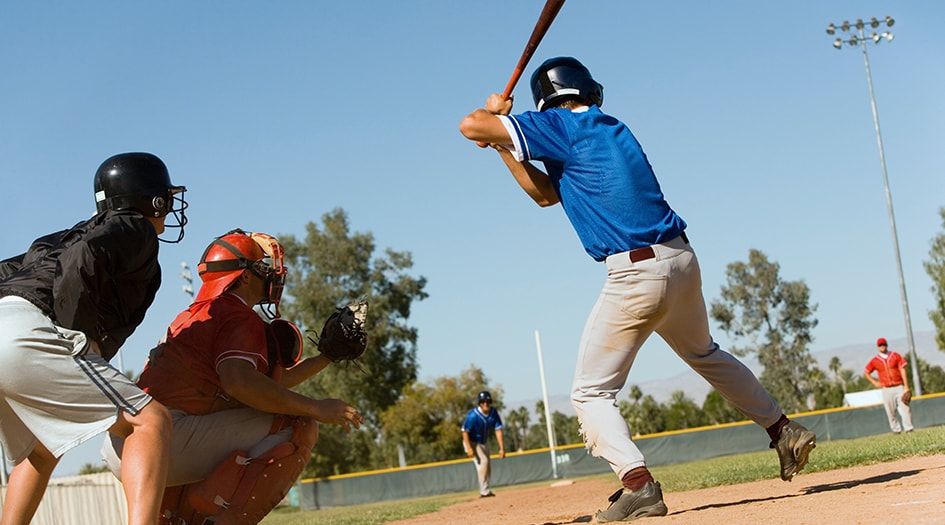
[299,391,945,509]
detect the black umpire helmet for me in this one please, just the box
[93,152,188,243]
[530,57,604,112]
[477,391,493,404]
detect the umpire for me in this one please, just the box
[461,391,505,497]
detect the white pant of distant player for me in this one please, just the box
[881,384,913,433]
[471,442,492,495]
[571,234,784,480]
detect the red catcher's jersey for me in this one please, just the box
[138,294,269,414]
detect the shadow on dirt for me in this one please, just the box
[670,468,927,517]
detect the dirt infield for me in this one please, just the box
[389,454,945,525]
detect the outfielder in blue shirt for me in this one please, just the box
[461,391,504,497]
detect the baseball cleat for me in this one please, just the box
[595,481,668,522]
[773,421,817,481]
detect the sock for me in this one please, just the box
[621,467,654,491]
[766,414,790,443]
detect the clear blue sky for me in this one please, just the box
[2,2,943,476]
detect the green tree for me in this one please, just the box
[378,366,497,466]
[504,406,532,452]
[841,369,873,394]
[710,249,821,414]
[808,367,844,409]
[924,207,945,353]
[829,357,845,394]
[523,401,580,448]
[279,208,428,476]
[78,462,109,475]
[909,357,945,394]
[551,411,581,446]
[618,388,665,436]
[663,391,705,430]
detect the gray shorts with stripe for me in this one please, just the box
[0,296,151,464]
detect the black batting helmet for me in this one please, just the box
[530,57,604,112]
[477,391,493,404]
[93,152,188,242]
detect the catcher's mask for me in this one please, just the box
[195,229,288,318]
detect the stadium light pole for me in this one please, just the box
[181,261,194,299]
[826,16,922,396]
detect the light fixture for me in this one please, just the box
[824,13,921,396]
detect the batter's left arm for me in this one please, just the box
[493,146,559,207]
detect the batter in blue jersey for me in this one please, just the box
[460,57,816,522]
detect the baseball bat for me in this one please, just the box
[501,0,566,100]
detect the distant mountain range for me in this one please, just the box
[510,331,942,416]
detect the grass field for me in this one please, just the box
[260,425,945,525]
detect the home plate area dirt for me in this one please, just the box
[388,454,945,525]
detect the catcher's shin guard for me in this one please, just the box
[162,417,318,525]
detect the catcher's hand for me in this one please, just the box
[901,390,912,405]
[316,301,368,363]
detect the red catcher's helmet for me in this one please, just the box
[195,229,288,318]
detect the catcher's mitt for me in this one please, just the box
[316,301,368,363]
[901,390,912,406]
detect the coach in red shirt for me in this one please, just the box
[864,337,914,434]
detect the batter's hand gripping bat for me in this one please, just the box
[501,0,566,100]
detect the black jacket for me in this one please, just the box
[0,210,162,360]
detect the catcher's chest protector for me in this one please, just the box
[160,417,318,525]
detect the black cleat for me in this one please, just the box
[772,421,817,481]
[595,481,668,522]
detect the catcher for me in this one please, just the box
[102,229,366,525]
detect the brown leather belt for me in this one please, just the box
[628,232,689,263]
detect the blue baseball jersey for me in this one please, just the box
[462,407,503,445]
[499,106,687,261]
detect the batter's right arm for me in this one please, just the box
[460,95,559,206]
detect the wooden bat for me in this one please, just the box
[502,0,566,100]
